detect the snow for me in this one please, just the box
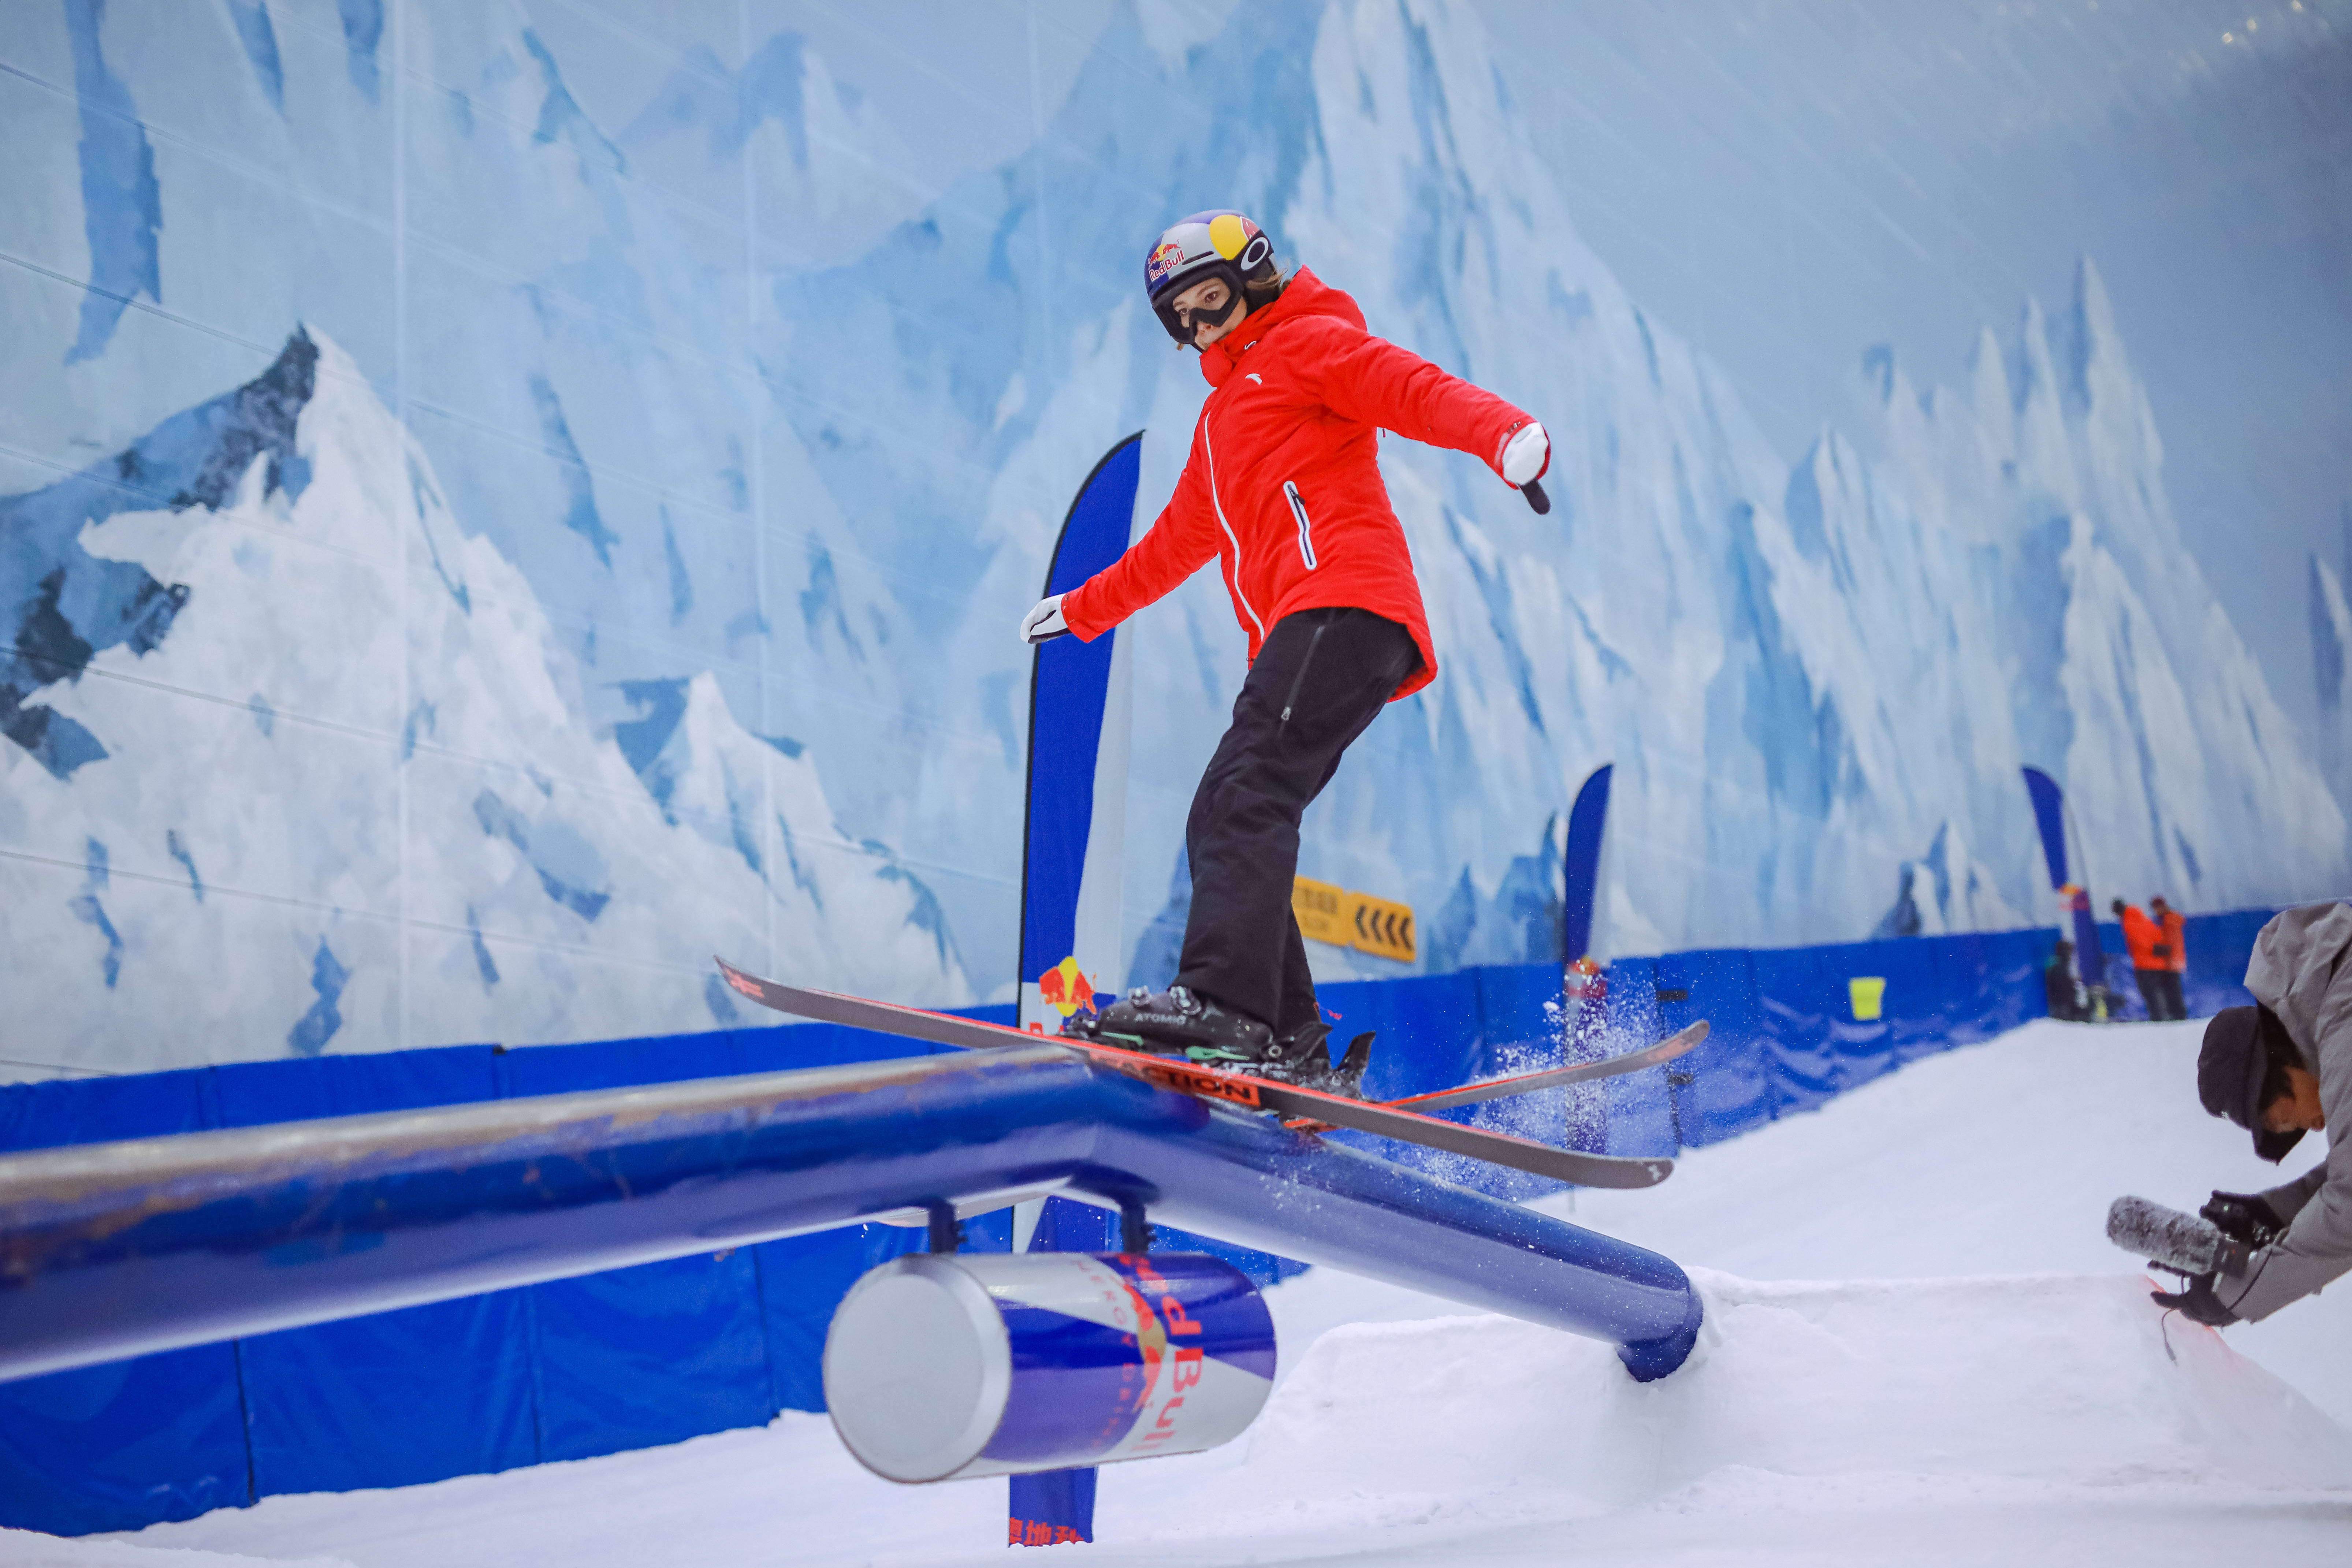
[0,1540,349,1568]
[8,1015,2336,1567]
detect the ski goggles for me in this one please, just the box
[1153,266,1251,345]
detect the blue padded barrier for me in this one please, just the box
[497,1029,778,1464]
[1655,949,1771,1148]
[488,1015,1015,1451]
[1601,957,1674,1157]
[1321,969,1483,1101]
[2181,910,2268,1016]
[1454,962,1599,1200]
[0,1345,252,1537]
[212,1046,532,1496]
[0,915,2292,1534]
[754,1225,928,1414]
[0,1063,221,1148]
[734,1018,956,1072]
[0,1067,249,1534]
[0,1010,1012,1532]
[1470,963,1564,1058]
[1315,965,1563,1191]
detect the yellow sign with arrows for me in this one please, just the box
[1292,877,1416,964]
[1291,877,1351,946]
[1350,891,1416,962]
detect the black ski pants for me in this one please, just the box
[2134,967,2185,1022]
[1173,607,1420,1036]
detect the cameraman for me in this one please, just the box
[2157,902,2347,1324]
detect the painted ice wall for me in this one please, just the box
[2,0,2344,1076]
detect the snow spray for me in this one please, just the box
[822,1251,1275,1483]
[2106,1196,2252,1278]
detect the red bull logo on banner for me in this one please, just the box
[1037,956,1096,1017]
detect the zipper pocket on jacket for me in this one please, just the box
[1279,617,1329,728]
[1284,480,1318,570]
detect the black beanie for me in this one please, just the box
[2199,1006,2307,1163]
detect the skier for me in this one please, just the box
[1018,211,1548,1083]
[2153,902,2348,1325]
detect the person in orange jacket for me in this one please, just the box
[2152,895,2189,1021]
[2115,898,2177,1021]
[1019,211,1547,1081]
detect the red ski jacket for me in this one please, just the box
[2121,905,2164,970]
[1059,268,1534,699]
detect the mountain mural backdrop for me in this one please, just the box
[2,0,2341,1076]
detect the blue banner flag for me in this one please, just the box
[2021,767,2105,985]
[1009,435,1143,1546]
[1562,764,1612,967]
[1018,434,1143,1034]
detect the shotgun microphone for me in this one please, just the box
[2107,1195,2253,1278]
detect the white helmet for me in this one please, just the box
[1143,210,1279,346]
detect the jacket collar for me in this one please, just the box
[1198,267,1364,388]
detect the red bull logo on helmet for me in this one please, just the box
[1038,955,1097,1016]
[1145,239,1188,287]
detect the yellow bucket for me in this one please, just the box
[1849,976,1887,1022]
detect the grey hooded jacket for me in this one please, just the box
[2213,901,2352,1322]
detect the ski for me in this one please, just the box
[715,959,1673,1189]
[1280,1020,1709,1133]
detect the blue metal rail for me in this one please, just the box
[0,1046,1700,1385]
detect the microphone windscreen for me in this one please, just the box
[2107,1195,2232,1275]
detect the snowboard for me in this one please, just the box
[714,959,1676,1189]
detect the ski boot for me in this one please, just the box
[1071,985,1275,1063]
[1255,1020,1377,1099]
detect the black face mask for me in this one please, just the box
[1154,264,1248,346]
[1180,290,1244,339]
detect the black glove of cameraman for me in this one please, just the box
[2200,1191,2284,1249]
[2150,1272,2238,1327]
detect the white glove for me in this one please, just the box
[1019,594,1069,645]
[1501,421,1550,487]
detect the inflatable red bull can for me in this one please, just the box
[822,1250,1275,1483]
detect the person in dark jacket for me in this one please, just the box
[2153,903,2349,1326]
[2045,938,2088,1022]
[2116,898,2175,1021]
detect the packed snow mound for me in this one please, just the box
[0,1529,353,1567]
[1248,1271,2352,1518]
